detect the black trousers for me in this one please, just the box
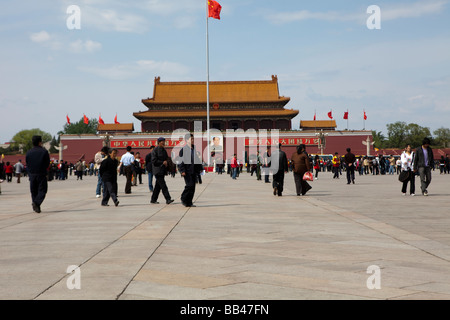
[124,166,133,193]
[401,170,415,194]
[151,174,171,202]
[29,174,48,206]
[272,172,285,195]
[293,172,311,196]
[181,173,196,205]
[346,165,355,183]
[102,181,118,205]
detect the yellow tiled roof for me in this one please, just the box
[142,76,290,105]
[300,120,337,128]
[97,123,135,131]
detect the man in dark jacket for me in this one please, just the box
[150,138,174,205]
[272,143,289,197]
[178,133,203,207]
[26,135,50,213]
[413,137,434,196]
[99,148,120,207]
[344,148,356,185]
[145,145,155,192]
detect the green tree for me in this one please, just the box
[386,122,431,148]
[58,117,99,135]
[433,127,450,148]
[372,131,386,149]
[11,129,52,153]
[405,123,431,148]
[386,122,408,148]
[48,136,58,153]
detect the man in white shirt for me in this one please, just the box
[14,160,25,183]
[119,146,135,194]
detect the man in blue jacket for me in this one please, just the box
[26,136,50,213]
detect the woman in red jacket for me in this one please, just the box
[4,162,13,182]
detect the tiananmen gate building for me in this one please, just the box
[57,75,376,164]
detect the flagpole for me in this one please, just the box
[206,0,211,167]
[363,109,366,130]
[347,109,349,130]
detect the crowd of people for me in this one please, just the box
[0,135,444,209]
[220,138,440,198]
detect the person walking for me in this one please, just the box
[145,145,155,192]
[94,147,108,198]
[26,135,50,213]
[413,137,434,196]
[388,155,396,175]
[5,161,13,182]
[313,155,320,180]
[178,133,202,207]
[291,144,312,196]
[344,148,356,185]
[135,152,144,184]
[332,152,340,179]
[150,138,174,205]
[119,146,135,194]
[75,160,84,180]
[231,154,238,180]
[272,144,289,197]
[14,159,25,183]
[401,145,415,196]
[439,156,446,174]
[263,148,271,183]
[99,148,120,207]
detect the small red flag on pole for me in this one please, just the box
[83,114,89,124]
[99,114,105,125]
[364,111,368,120]
[208,0,222,20]
[343,111,349,120]
[66,115,71,125]
[328,111,333,119]
[114,114,120,124]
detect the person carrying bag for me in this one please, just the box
[400,145,415,196]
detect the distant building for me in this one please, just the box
[300,120,337,131]
[133,75,299,132]
[97,123,134,135]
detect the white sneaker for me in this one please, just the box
[402,193,406,196]
[96,194,101,198]
[411,194,415,196]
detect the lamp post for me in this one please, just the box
[315,130,328,155]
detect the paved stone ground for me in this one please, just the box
[0,169,449,300]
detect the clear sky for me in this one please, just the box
[1,0,449,143]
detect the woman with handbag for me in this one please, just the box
[400,144,415,196]
[291,144,312,196]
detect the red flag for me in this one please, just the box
[364,111,368,120]
[208,0,222,20]
[328,111,333,119]
[66,115,71,125]
[83,114,89,124]
[314,113,316,121]
[114,114,120,124]
[344,112,349,120]
[99,115,105,125]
